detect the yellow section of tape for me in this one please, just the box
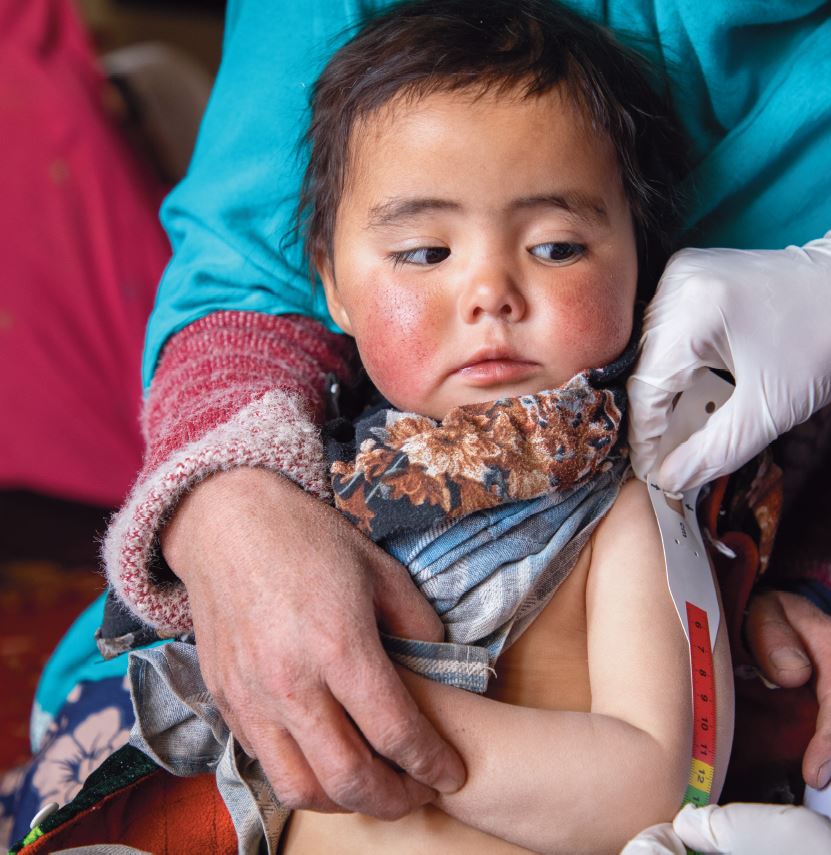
[688,758,715,793]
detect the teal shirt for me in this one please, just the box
[143,0,831,388]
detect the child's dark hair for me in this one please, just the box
[299,0,688,299]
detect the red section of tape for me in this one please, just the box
[687,603,716,767]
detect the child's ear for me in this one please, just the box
[317,253,354,336]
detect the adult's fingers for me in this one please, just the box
[626,377,681,481]
[372,551,445,642]
[214,684,345,813]
[745,591,813,689]
[327,643,466,797]
[777,593,831,789]
[283,682,439,819]
[746,591,831,788]
[252,722,345,813]
[805,682,831,790]
[656,393,776,493]
[673,802,831,855]
[619,821,687,854]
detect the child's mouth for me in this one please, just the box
[456,357,538,386]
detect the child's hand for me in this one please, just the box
[621,803,831,854]
[161,466,464,819]
[627,234,831,493]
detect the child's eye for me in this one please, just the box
[389,246,450,267]
[529,242,586,263]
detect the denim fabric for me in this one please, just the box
[128,643,289,855]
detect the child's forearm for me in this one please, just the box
[398,667,688,854]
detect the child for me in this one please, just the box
[281,0,734,852]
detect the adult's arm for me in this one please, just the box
[628,235,831,491]
[609,0,831,789]
[106,0,468,818]
[140,0,380,387]
[621,0,831,486]
[625,237,831,789]
[103,311,466,816]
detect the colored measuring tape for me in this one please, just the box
[647,371,734,854]
[649,481,720,806]
[682,603,716,807]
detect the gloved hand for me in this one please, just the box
[620,802,831,854]
[627,233,831,492]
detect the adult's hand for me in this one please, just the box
[628,233,831,492]
[621,802,831,854]
[745,589,831,789]
[161,466,466,819]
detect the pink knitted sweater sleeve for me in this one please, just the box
[102,310,355,635]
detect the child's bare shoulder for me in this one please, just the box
[591,474,663,564]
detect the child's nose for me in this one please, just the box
[459,266,527,323]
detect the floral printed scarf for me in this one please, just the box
[327,343,635,691]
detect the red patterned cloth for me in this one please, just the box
[102,311,355,635]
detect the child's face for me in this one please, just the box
[319,86,638,419]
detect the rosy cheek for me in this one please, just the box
[550,273,634,368]
[351,281,442,407]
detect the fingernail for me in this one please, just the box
[435,764,465,794]
[757,670,781,690]
[770,647,810,671]
[817,761,831,790]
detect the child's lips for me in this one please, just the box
[455,354,539,386]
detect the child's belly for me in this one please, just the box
[281,548,592,854]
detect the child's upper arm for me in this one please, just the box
[586,476,733,800]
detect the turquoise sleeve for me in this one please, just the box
[142,0,390,388]
[143,0,831,389]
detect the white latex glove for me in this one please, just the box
[628,233,831,492]
[620,802,831,855]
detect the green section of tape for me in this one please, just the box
[681,786,710,855]
[682,784,710,806]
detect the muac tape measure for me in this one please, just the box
[646,371,734,836]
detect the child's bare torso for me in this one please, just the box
[281,545,594,854]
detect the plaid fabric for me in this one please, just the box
[379,462,628,686]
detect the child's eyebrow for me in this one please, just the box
[509,193,609,226]
[366,193,609,229]
[366,198,460,229]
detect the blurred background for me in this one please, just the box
[78,0,225,74]
[0,0,225,776]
